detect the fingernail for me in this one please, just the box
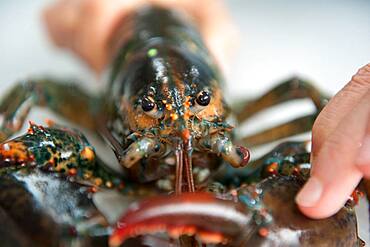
[356,136,370,166]
[295,176,323,207]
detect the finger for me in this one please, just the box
[355,117,370,176]
[296,89,370,219]
[311,63,370,165]
[43,0,80,47]
[43,0,134,73]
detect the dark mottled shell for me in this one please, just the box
[0,171,107,247]
[234,176,359,247]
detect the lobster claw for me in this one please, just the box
[110,176,360,247]
[109,192,255,247]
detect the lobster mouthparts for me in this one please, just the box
[109,192,252,247]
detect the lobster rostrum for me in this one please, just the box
[0,5,364,247]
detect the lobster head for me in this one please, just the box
[108,44,249,189]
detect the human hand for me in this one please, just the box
[43,0,238,74]
[43,0,136,73]
[296,63,370,219]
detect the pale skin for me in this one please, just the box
[297,64,370,219]
[44,0,370,219]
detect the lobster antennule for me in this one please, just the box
[182,129,195,192]
[109,192,252,247]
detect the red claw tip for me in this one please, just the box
[109,192,249,246]
[237,146,250,167]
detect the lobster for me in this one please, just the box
[0,5,364,247]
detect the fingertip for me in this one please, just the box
[295,176,335,219]
[297,190,349,219]
[295,171,362,219]
[295,176,323,208]
[297,203,340,219]
[295,178,342,219]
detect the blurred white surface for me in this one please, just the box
[0,0,369,243]
[226,0,370,97]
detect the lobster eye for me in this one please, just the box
[141,96,155,112]
[196,91,211,106]
[189,91,211,114]
[140,96,163,119]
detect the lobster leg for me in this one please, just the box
[236,77,328,122]
[241,114,317,147]
[0,79,99,142]
[235,77,328,147]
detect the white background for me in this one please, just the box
[0,0,369,243]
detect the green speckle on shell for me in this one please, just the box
[147,48,158,57]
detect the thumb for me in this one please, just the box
[296,89,370,219]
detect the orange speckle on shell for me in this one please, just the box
[184,96,192,108]
[267,162,278,175]
[165,104,172,110]
[170,113,178,121]
[68,168,77,176]
[80,147,95,161]
[183,109,192,120]
[258,227,269,237]
[0,142,29,162]
[27,127,34,134]
[182,129,191,140]
[94,178,103,186]
[89,186,98,193]
[293,167,300,175]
